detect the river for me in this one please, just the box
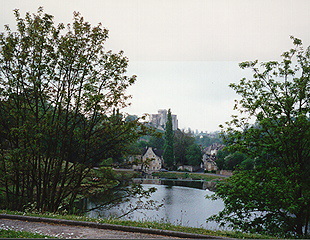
[85,182,225,229]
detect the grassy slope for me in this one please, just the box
[0,210,275,239]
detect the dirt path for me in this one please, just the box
[0,218,179,239]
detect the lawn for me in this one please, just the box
[0,210,275,239]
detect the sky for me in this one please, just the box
[1,0,310,132]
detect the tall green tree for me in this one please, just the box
[0,8,144,212]
[174,129,194,165]
[208,37,310,237]
[163,109,174,168]
[173,129,202,166]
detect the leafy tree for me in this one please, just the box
[185,144,202,166]
[173,129,203,166]
[215,149,228,170]
[148,135,165,151]
[126,129,164,158]
[174,129,195,165]
[238,158,254,170]
[209,37,310,237]
[223,152,245,170]
[216,150,253,170]
[163,109,174,168]
[0,8,145,212]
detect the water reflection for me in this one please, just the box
[133,178,217,191]
[86,184,224,229]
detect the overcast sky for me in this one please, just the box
[1,0,310,131]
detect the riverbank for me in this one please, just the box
[0,210,276,239]
[152,171,227,181]
[113,168,229,181]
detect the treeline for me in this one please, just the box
[208,37,310,238]
[216,150,254,170]
[129,129,202,167]
[0,9,149,212]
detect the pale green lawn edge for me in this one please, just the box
[0,210,276,239]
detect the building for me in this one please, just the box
[132,147,163,173]
[203,143,224,156]
[201,154,218,171]
[149,109,178,130]
[201,143,225,172]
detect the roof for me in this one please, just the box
[142,147,163,158]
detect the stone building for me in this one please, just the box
[149,109,178,130]
[132,147,163,173]
[201,154,218,171]
[201,143,225,171]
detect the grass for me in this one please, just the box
[0,229,52,238]
[152,171,223,181]
[0,209,276,239]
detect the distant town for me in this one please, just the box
[146,109,220,136]
[126,109,230,176]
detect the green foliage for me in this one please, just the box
[163,109,175,168]
[174,129,203,166]
[185,144,202,166]
[82,180,159,218]
[148,135,165,151]
[210,37,310,237]
[208,168,308,238]
[0,8,145,213]
[216,150,254,170]
[125,129,164,160]
[174,129,195,165]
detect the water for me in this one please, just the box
[86,184,225,229]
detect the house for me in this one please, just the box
[201,143,225,172]
[132,147,163,173]
[203,142,224,156]
[201,154,217,171]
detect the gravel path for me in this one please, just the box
[0,218,179,239]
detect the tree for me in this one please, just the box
[216,150,254,170]
[208,37,310,237]
[173,129,203,166]
[148,134,165,151]
[163,109,174,168]
[0,8,144,212]
[185,144,202,166]
[174,129,195,165]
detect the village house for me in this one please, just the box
[201,143,224,172]
[132,147,163,173]
[201,154,217,171]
